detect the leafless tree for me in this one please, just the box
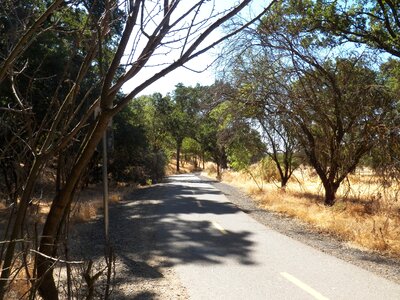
[1,1,276,299]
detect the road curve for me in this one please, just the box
[152,173,400,300]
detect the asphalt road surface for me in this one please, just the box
[151,174,400,300]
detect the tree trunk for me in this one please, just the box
[0,157,43,300]
[36,114,110,300]
[323,181,339,206]
[281,176,289,188]
[1,165,12,204]
[176,141,181,172]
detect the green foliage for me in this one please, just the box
[226,122,265,171]
[380,58,400,95]
[228,146,253,172]
[182,138,201,156]
[141,93,174,153]
[229,49,302,187]
[284,0,400,57]
[245,1,400,200]
[155,83,204,171]
[111,99,167,183]
[363,58,400,175]
[166,83,201,142]
[0,0,121,198]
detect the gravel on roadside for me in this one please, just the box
[70,186,189,300]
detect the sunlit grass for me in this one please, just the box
[70,184,135,223]
[6,264,33,299]
[166,159,198,175]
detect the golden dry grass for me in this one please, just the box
[70,183,134,223]
[203,163,400,257]
[72,200,101,222]
[166,159,197,175]
[1,180,137,297]
[5,260,34,299]
[18,184,135,224]
[6,274,31,299]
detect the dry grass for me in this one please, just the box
[72,200,102,223]
[13,183,137,224]
[6,270,31,299]
[166,159,198,175]
[204,163,400,257]
[1,177,137,298]
[71,183,136,223]
[3,258,35,299]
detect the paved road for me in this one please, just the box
[153,174,400,300]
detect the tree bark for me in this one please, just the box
[0,157,43,300]
[281,176,289,188]
[176,140,181,172]
[36,114,111,300]
[323,181,339,206]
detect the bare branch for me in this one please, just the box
[0,0,65,82]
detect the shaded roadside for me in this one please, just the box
[70,175,255,299]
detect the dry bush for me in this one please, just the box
[257,158,280,182]
[180,160,197,173]
[109,194,121,203]
[1,173,135,298]
[223,170,250,185]
[26,199,52,224]
[72,201,102,223]
[109,183,138,202]
[165,162,176,175]
[204,162,217,175]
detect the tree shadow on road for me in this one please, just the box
[71,176,256,299]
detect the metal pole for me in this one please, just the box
[102,130,109,243]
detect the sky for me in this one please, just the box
[123,50,218,96]
[121,1,267,97]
